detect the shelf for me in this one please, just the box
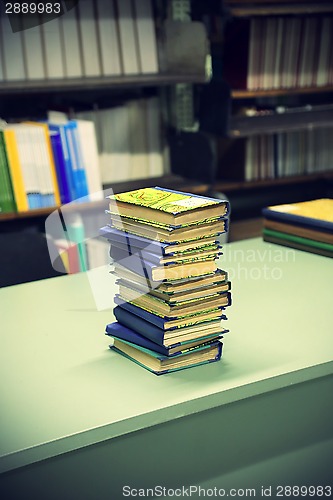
[229,106,333,137]
[0,176,209,222]
[0,200,108,222]
[232,86,333,99]
[0,73,209,95]
[226,1,333,17]
[214,171,333,192]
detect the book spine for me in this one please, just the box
[113,306,166,346]
[114,296,165,329]
[262,207,333,233]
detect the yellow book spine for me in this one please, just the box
[3,129,29,212]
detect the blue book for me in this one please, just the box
[106,322,223,357]
[108,333,223,375]
[64,122,89,200]
[100,225,220,256]
[113,305,228,347]
[68,121,89,199]
[49,128,72,204]
[110,240,220,266]
[114,296,227,330]
[48,124,76,202]
[110,245,218,281]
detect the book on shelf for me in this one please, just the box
[95,0,122,76]
[77,0,102,77]
[133,0,159,74]
[21,17,45,80]
[60,1,83,78]
[218,126,333,182]
[0,117,102,215]
[74,120,103,200]
[3,123,60,210]
[0,130,16,213]
[76,98,166,185]
[41,14,65,79]
[0,0,160,82]
[116,0,140,75]
[0,10,26,81]
[108,332,223,375]
[223,15,333,91]
[262,198,333,258]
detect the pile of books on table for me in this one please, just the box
[100,187,231,375]
[262,198,333,258]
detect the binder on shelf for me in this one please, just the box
[133,0,159,74]
[96,0,122,76]
[48,123,77,203]
[128,100,149,180]
[49,128,71,205]
[0,11,26,81]
[116,0,140,75]
[64,121,89,199]
[146,97,164,177]
[25,122,60,207]
[41,15,65,79]
[8,125,40,209]
[21,18,45,80]
[74,120,103,200]
[60,2,83,78]
[77,0,102,77]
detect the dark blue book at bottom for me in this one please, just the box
[107,327,223,375]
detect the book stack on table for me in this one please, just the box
[100,187,231,375]
[262,199,333,259]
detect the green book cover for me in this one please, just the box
[110,187,223,214]
[263,228,333,252]
[0,131,16,214]
[108,187,229,228]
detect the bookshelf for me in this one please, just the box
[0,0,211,233]
[199,0,333,215]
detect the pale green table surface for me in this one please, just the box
[0,238,332,493]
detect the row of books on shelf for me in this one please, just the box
[100,186,231,374]
[75,97,165,184]
[0,96,165,215]
[224,15,333,90]
[0,0,158,82]
[0,118,103,214]
[217,126,333,182]
[243,127,333,181]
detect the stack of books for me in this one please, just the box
[101,186,231,375]
[263,198,333,258]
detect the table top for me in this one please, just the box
[1,238,332,473]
